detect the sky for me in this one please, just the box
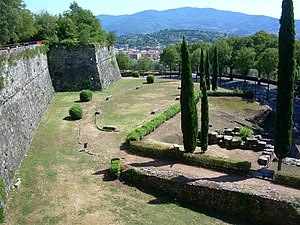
[24,0,300,19]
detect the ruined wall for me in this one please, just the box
[0,45,54,203]
[121,167,300,225]
[48,44,121,92]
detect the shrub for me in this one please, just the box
[128,141,251,173]
[274,172,300,189]
[243,89,254,100]
[132,71,140,78]
[80,90,93,102]
[239,126,254,141]
[146,74,155,83]
[110,158,121,179]
[69,105,83,120]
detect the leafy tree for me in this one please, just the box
[116,53,130,71]
[33,11,58,41]
[214,40,232,85]
[201,78,209,153]
[275,0,296,171]
[56,16,77,41]
[212,46,219,91]
[191,48,201,69]
[107,31,117,47]
[0,0,21,45]
[138,57,151,73]
[225,36,243,81]
[257,48,278,99]
[57,1,106,43]
[180,37,198,153]
[14,7,36,43]
[205,51,211,90]
[160,45,179,74]
[235,47,256,88]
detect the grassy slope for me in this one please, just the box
[5,78,254,225]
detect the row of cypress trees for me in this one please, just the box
[180,38,211,153]
[180,0,296,171]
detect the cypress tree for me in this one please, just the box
[180,37,198,153]
[275,0,296,171]
[212,46,219,91]
[199,49,205,90]
[205,52,211,91]
[201,78,209,153]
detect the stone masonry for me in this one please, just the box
[48,43,121,91]
[0,45,54,203]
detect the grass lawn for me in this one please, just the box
[5,78,256,225]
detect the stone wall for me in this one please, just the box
[121,167,300,225]
[48,44,121,91]
[0,45,54,203]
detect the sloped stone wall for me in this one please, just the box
[0,45,54,202]
[48,44,121,92]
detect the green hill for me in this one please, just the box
[97,7,300,39]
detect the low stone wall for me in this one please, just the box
[121,167,300,225]
[48,43,121,91]
[0,45,54,203]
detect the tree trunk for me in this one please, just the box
[230,66,233,81]
[267,73,270,100]
[277,158,282,171]
[258,70,262,85]
[179,63,181,76]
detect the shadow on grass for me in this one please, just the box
[63,116,73,121]
[74,100,82,103]
[93,169,115,182]
[129,159,176,168]
[122,179,261,225]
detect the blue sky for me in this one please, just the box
[25,0,300,19]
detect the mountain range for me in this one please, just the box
[97,7,300,39]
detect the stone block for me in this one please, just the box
[151,109,160,114]
[224,128,234,135]
[231,138,241,149]
[106,95,112,100]
[233,127,240,133]
[223,135,233,148]
[102,125,118,132]
[245,137,258,149]
[256,141,267,151]
[173,144,180,151]
[208,131,218,145]
[258,156,270,166]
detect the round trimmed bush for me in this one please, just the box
[80,90,93,102]
[146,74,155,84]
[69,105,83,120]
[132,71,140,77]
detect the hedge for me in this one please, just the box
[208,89,254,100]
[125,91,201,145]
[128,141,251,173]
[126,104,179,144]
[110,158,121,179]
[274,172,300,189]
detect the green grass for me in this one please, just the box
[5,78,256,225]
